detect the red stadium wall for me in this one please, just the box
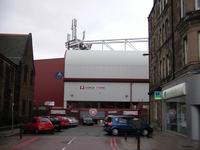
[34,58,64,108]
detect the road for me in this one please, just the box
[1,126,131,150]
[2,126,199,150]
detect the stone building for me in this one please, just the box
[148,0,200,140]
[0,33,35,126]
[0,53,16,126]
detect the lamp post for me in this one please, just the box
[142,53,150,124]
[10,92,14,131]
[11,101,14,131]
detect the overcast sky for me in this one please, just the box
[0,0,153,59]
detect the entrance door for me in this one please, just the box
[190,105,200,140]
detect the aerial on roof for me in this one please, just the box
[0,33,32,64]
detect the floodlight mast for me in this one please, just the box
[65,19,148,51]
[71,18,77,41]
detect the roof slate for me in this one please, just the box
[0,33,30,65]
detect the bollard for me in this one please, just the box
[124,132,127,141]
[136,130,140,150]
[19,124,23,139]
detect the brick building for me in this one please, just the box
[148,0,200,140]
[0,33,35,126]
[34,58,64,114]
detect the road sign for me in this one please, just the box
[55,72,64,80]
[89,108,98,117]
[154,91,162,100]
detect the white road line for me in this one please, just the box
[67,137,76,145]
[62,147,66,150]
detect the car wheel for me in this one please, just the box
[50,129,54,134]
[58,127,61,132]
[35,129,39,134]
[142,129,149,136]
[112,128,119,136]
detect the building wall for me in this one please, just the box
[0,54,16,126]
[64,82,149,102]
[149,0,200,140]
[34,58,64,108]
[64,50,149,120]
[17,35,35,119]
[0,33,35,125]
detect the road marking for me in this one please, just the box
[110,137,118,150]
[67,137,76,145]
[11,137,39,150]
[62,147,66,150]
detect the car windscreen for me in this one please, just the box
[40,118,50,122]
[104,117,112,122]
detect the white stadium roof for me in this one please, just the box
[64,50,149,79]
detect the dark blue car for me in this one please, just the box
[103,115,153,136]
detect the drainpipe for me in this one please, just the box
[130,83,133,109]
[171,0,175,79]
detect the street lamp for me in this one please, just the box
[142,53,150,124]
[11,102,14,130]
[10,92,14,131]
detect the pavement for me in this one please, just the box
[120,131,200,150]
[0,128,20,138]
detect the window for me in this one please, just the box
[163,57,166,78]
[154,66,156,84]
[159,28,162,46]
[166,54,170,76]
[22,100,26,114]
[118,118,127,124]
[180,0,185,18]
[0,60,3,77]
[151,66,155,84]
[160,60,163,80]
[195,0,200,10]
[165,19,169,38]
[162,24,165,42]
[23,65,28,83]
[30,70,34,85]
[159,0,162,14]
[40,118,50,123]
[183,37,188,64]
[164,0,168,5]
[29,101,32,115]
[166,102,187,135]
[161,0,164,11]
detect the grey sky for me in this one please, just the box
[0,0,153,59]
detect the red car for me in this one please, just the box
[23,116,54,134]
[55,116,70,128]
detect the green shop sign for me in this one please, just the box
[154,91,162,100]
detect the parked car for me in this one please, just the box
[65,116,79,127]
[45,116,61,131]
[82,117,94,125]
[103,115,153,136]
[23,116,54,134]
[56,116,70,128]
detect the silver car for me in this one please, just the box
[65,116,79,127]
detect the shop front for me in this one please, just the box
[162,74,200,140]
[166,102,187,135]
[162,83,187,136]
